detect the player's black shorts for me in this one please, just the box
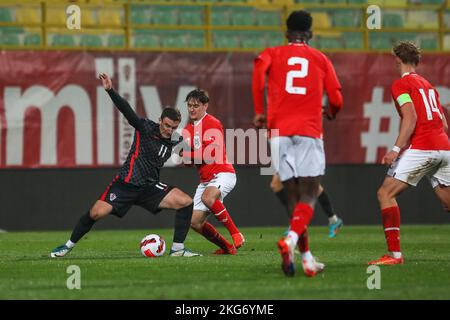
[99,178,174,218]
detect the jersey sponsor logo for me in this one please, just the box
[110,193,117,201]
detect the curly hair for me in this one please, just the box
[392,41,421,66]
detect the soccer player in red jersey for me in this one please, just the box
[252,10,343,276]
[181,89,245,254]
[368,42,450,265]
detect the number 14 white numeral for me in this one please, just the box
[419,88,442,120]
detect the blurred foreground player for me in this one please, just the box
[181,89,245,255]
[252,10,343,276]
[50,73,201,258]
[369,42,450,265]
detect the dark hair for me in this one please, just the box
[286,10,313,43]
[185,88,209,104]
[160,107,181,122]
[393,41,421,66]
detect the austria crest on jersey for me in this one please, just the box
[193,134,201,150]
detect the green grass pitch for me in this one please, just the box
[1,225,449,299]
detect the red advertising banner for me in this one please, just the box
[0,51,449,168]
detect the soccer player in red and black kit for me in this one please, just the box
[50,73,201,258]
[252,10,343,276]
[369,42,450,265]
[181,89,245,254]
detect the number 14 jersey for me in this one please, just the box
[252,43,343,139]
[391,72,450,150]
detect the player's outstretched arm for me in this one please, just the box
[99,73,142,130]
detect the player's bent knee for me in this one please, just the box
[201,194,215,208]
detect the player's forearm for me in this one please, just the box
[252,63,267,115]
[106,88,141,129]
[328,89,343,116]
[394,116,416,149]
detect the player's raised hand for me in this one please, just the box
[381,150,398,166]
[253,114,266,129]
[99,73,112,90]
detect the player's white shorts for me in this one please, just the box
[270,136,325,182]
[387,149,450,188]
[193,172,237,212]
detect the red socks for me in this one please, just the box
[198,222,233,251]
[290,202,314,238]
[381,206,401,252]
[210,199,239,236]
[298,229,309,253]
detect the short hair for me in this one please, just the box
[286,10,312,32]
[160,107,181,122]
[185,88,210,104]
[393,41,421,66]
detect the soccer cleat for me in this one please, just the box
[231,233,245,248]
[277,237,295,277]
[302,257,325,277]
[50,244,72,258]
[368,254,404,265]
[214,245,237,255]
[169,248,202,257]
[328,218,343,238]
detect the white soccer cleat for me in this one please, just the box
[302,256,325,277]
[169,248,202,257]
[50,244,72,258]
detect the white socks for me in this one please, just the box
[329,215,338,225]
[65,240,76,249]
[286,231,299,246]
[301,250,313,262]
[171,242,184,252]
[391,252,402,259]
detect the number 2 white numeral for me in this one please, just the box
[285,57,309,95]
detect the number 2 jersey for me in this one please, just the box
[391,72,450,150]
[252,42,343,138]
[182,114,235,183]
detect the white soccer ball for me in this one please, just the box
[140,234,166,257]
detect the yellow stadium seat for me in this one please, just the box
[16,7,41,24]
[405,11,439,29]
[385,0,407,6]
[311,12,331,29]
[81,8,95,26]
[444,34,450,50]
[46,7,66,25]
[98,9,123,27]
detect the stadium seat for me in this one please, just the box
[332,10,361,28]
[16,7,41,24]
[134,34,159,48]
[444,34,450,50]
[107,34,125,47]
[98,9,123,27]
[51,34,76,47]
[24,33,41,46]
[318,37,344,49]
[240,32,266,48]
[80,34,103,48]
[256,10,281,27]
[161,31,185,48]
[130,7,149,25]
[267,32,284,47]
[214,31,238,49]
[46,7,67,25]
[0,33,20,45]
[0,26,23,34]
[310,12,331,29]
[211,7,230,26]
[405,11,438,29]
[369,33,392,49]
[420,38,438,50]
[323,0,347,3]
[178,7,204,26]
[343,32,364,49]
[294,0,321,3]
[151,6,177,25]
[81,8,96,26]
[188,32,205,48]
[0,7,13,22]
[382,13,404,28]
[347,0,367,3]
[230,7,255,26]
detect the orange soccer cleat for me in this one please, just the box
[277,237,295,277]
[214,245,237,255]
[231,233,245,249]
[368,254,404,265]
